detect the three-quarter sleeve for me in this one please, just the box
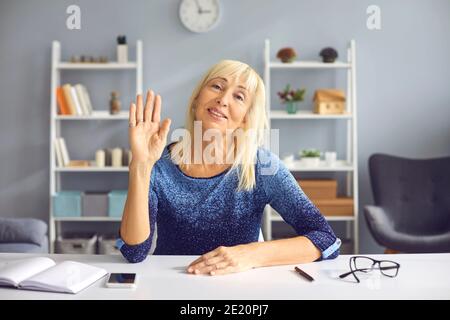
[117,169,158,263]
[258,149,341,260]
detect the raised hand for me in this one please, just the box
[128,90,171,166]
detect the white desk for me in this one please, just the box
[0,253,449,300]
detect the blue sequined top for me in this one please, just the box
[118,142,341,263]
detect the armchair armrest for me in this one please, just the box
[363,205,395,247]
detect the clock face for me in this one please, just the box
[179,0,221,33]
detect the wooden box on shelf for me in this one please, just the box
[67,160,90,167]
[313,198,354,216]
[313,89,346,114]
[297,179,337,199]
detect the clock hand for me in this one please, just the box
[200,9,212,14]
[194,0,203,14]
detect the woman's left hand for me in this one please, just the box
[187,244,259,276]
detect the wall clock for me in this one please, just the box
[179,0,221,33]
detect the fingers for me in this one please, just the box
[189,255,224,272]
[208,261,233,275]
[187,247,231,275]
[136,94,144,123]
[189,257,202,266]
[210,266,235,276]
[152,94,161,123]
[202,246,223,260]
[189,260,233,275]
[205,256,225,266]
[187,249,220,270]
[158,118,172,141]
[188,256,205,269]
[129,103,136,127]
[134,90,161,124]
[143,90,154,123]
[200,259,229,274]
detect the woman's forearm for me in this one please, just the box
[119,161,153,245]
[251,236,322,268]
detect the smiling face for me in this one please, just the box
[193,76,252,134]
[174,60,268,189]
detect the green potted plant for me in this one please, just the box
[277,84,306,114]
[299,149,321,167]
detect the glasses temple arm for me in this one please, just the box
[339,270,354,278]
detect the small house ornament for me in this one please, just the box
[313,89,346,114]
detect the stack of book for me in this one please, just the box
[56,83,93,116]
[53,137,90,167]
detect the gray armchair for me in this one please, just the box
[364,154,450,253]
[0,218,48,253]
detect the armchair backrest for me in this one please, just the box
[368,154,450,235]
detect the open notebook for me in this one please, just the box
[0,257,107,294]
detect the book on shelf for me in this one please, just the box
[61,84,77,115]
[70,86,83,115]
[58,84,93,116]
[74,84,89,115]
[54,138,64,167]
[0,257,107,294]
[83,85,94,114]
[58,137,70,167]
[76,84,93,115]
[56,87,70,115]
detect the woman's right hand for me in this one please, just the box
[128,90,171,166]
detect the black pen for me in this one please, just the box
[294,266,315,282]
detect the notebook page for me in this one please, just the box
[20,261,107,294]
[0,257,55,287]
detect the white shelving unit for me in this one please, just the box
[55,110,129,120]
[49,40,143,253]
[263,39,359,254]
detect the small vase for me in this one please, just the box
[286,101,298,114]
[117,44,128,63]
[110,91,121,115]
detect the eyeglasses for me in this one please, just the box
[339,256,400,283]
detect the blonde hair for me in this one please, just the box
[171,59,268,191]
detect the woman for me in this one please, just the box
[118,60,341,276]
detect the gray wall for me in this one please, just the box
[0,0,449,253]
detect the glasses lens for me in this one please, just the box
[353,257,375,273]
[379,261,398,277]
